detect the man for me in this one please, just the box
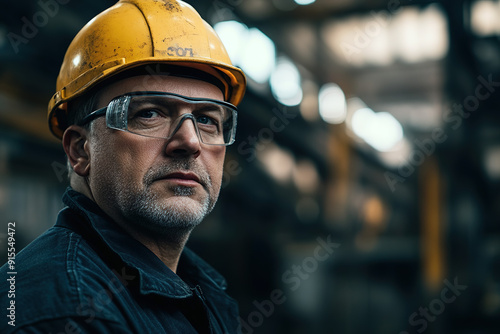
[0,0,246,333]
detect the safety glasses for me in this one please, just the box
[78,91,238,146]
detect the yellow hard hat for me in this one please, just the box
[48,0,246,139]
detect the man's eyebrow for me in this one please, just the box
[128,98,183,115]
[193,104,225,113]
[131,96,175,106]
[131,96,226,112]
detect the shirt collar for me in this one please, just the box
[59,187,228,298]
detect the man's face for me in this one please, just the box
[86,75,226,240]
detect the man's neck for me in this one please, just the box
[116,222,192,273]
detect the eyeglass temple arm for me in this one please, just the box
[78,107,107,126]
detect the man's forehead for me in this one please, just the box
[97,74,225,107]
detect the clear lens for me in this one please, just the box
[106,92,237,145]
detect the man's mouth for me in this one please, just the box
[159,172,202,187]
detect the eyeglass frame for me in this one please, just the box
[77,91,238,146]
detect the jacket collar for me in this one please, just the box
[58,187,228,299]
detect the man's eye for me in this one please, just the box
[197,115,216,125]
[135,109,160,119]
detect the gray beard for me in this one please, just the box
[115,159,218,243]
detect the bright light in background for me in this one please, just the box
[300,80,320,122]
[346,98,410,165]
[391,5,448,62]
[363,16,392,66]
[351,108,373,140]
[241,28,276,83]
[294,0,316,5]
[392,8,422,63]
[420,4,449,60]
[322,19,366,67]
[322,5,448,67]
[345,97,367,129]
[377,138,413,167]
[351,108,404,152]
[215,21,276,83]
[471,1,500,36]
[213,21,248,65]
[257,143,295,183]
[270,57,303,106]
[484,146,500,179]
[293,159,320,194]
[318,83,346,124]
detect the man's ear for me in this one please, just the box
[62,125,91,177]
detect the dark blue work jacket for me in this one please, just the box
[0,188,240,333]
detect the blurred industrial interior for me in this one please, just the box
[1,0,499,333]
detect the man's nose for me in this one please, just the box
[164,115,201,157]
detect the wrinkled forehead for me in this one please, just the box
[97,74,225,108]
[133,93,222,104]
